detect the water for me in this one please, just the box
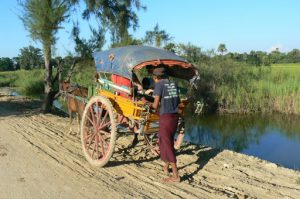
[184,114,300,170]
[53,99,68,113]
[0,87,20,96]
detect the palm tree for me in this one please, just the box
[218,43,227,55]
[144,24,172,48]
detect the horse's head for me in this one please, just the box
[62,81,70,91]
[77,87,88,98]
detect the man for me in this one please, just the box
[152,67,180,183]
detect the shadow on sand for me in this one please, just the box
[106,135,221,182]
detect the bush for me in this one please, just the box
[14,69,44,96]
[70,58,96,87]
[0,72,18,87]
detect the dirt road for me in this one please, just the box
[0,95,300,199]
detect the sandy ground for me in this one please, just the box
[0,93,300,199]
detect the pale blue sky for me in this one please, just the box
[0,0,300,58]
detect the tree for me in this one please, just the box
[177,43,204,64]
[163,42,178,54]
[12,57,21,70]
[110,34,143,48]
[144,24,172,48]
[269,50,284,64]
[72,23,106,59]
[247,51,262,66]
[0,57,14,71]
[18,45,43,69]
[19,0,74,112]
[81,0,145,45]
[217,43,227,55]
[286,49,300,63]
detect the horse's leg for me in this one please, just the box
[69,109,73,134]
[76,113,80,134]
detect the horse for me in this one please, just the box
[61,81,88,135]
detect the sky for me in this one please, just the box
[0,0,300,58]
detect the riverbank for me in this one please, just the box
[0,94,300,198]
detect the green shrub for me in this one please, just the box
[14,69,44,96]
[0,71,18,87]
[70,58,96,87]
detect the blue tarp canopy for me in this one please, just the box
[93,45,196,80]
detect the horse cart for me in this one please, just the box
[80,46,199,167]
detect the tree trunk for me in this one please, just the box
[58,61,63,92]
[65,58,78,83]
[42,46,54,113]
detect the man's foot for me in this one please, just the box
[164,164,169,176]
[162,176,180,183]
[164,169,169,176]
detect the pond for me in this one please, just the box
[184,114,300,170]
[0,87,19,96]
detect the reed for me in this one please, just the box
[196,61,300,115]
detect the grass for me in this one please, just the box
[0,69,44,97]
[14,69,44,96]
[0,59,95,97]
[0,71,18,87]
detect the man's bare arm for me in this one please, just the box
[152,95,160,111]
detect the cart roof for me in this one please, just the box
[93,45,197,80]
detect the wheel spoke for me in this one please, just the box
[100,130,111,139]
[84,130,93,140]
[98,131,106,142]
[96,104,103,128]
[86,133,96,150]
[86,112,94,127]
[99,111,108,128]
[95,102,99,127]
[98,121,111,131]
[96,135,100,159]
[99,137,105,158]
[89,105,97,130]
[91,140,97,159]
[98,131,110,156]
[86,132,94,144]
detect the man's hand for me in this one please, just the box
[144,89,154,95]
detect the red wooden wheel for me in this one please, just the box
[80,96,117,167]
